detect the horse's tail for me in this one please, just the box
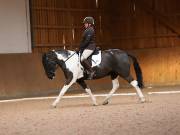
[128,54,144,88]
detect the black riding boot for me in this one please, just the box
[82,59,95,79]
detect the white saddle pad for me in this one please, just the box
[91,51,101,67]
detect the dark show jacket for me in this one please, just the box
[80,26,96,52]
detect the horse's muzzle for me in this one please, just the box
[47,71,55,80]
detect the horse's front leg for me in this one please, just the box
[52,80,75,108]
[77,79,98,106]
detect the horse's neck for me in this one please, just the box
[67,50,75,53]
[58,50,79,68]
[59,50,80,78]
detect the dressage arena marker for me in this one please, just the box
[0,90,180,103]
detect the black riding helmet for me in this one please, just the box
[83,17,95,25]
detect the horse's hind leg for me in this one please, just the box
[102,73,119,105]
[77,79,98,106]
[126,75,145,103]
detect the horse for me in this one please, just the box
[42,49,145,108]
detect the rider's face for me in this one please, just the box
[84,23,89,28]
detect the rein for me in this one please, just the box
[64,52,77,63]
[64,51,97,64]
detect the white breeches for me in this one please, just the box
[81,49,94,61]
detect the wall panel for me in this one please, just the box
[109,0,180,50]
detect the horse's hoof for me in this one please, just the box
[102,101,109,105]
[50,105,56,109]
[140,97,146,103]
[52,103,57,108]
[93,103,98,106]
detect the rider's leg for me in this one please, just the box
[81,49,95,79]
[81,49,94,61]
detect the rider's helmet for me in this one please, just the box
[83,17,95,25]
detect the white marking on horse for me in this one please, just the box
[130,80,145,102]
[55,52,66,61]
[52,79,76,107]
[65,51,83,79]
[56,50,83,79]
[85,88,98,105]
[103,76,119,104]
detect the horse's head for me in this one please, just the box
[42,51,58,80]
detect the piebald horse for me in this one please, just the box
[42,49,145,108]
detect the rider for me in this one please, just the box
[78,16,96,79]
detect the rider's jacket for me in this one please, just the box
[79,26,96,52]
